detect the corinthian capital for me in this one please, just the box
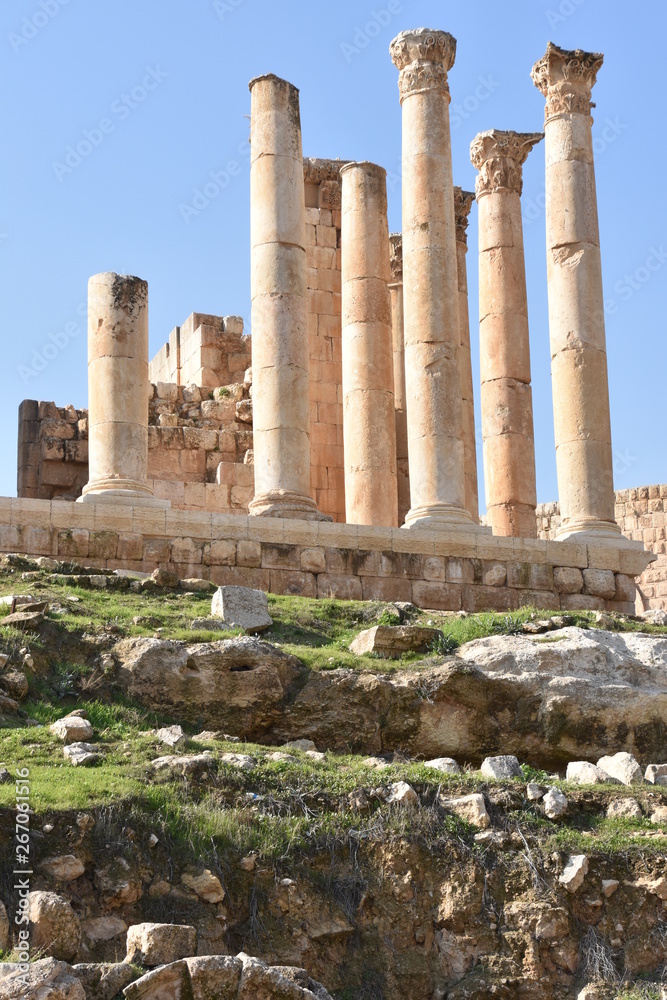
[470,130,543,198]
[389,28,456,104]
[453,188,475,245]
[531,41,603,119]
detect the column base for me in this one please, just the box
[402,503,492,533]
[248,490,332,522]
[78,481,170,508]
[554,517,625,543]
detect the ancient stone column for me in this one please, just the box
[340,162,398,527]
[390,29,473,530]
[470,130,542,537]
[532,43,621,541]
[454,187,479,524]
[388,233,410,525]
[247,74,327,520]
[81,272,157,504]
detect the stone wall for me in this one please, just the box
[149,312,250,388]
[17,380,254,515]
[537,485,667,611]
[0,497,652,614]
[305,159,346,522]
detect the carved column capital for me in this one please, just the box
[470,130,543,198]
[389,233,402,283]
[531,41,603,120]
[389,28,456,104]
[453,188,475,245]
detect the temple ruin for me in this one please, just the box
[10,31,665,612]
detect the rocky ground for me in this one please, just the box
[0,554,666,999]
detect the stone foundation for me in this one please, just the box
[538,485,667,611]
[0,497,651,614]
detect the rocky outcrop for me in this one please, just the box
[112,627,667,767]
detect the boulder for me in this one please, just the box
[95,858,142,909]
[122,953,333,999]
[72,963,138,1000]
[639,608,667,625]
[151,753,215,778]
[596,751,643,785]
[649,805,667,825]
[543,787,568,819]
[50,716,93,744]
[0,610,45,630]
[386,781,418,807]
[349,625,442,658]
[151,568,179,588]
[606,797,642,819]
[439,793,490,829]
[0,670,29,701]
[566,761,617,785]
[114,636,304,735]
[41,856,85,882]
[63,743,103,767]
[155,725,187,748]
[220,752,256,770]
[284,739,317,752]
[480,755,522,780]
[558,854,588,893]
[0,958,85,1000]
[211,585,273,634]
[180,870,225,903]
[29,891,81,962]
[645,763,667,785]
[125,923,197,967]
[424,757,461,775]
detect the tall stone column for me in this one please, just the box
[470,130,542,537]
[453,187,479,523]
[388,233,410,525]
[81,272,159,504]
[532,43,621,541]
[340,162,398,527]
[390,29,474,531]
[247,74,328,520]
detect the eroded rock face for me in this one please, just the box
[113,636,306,735]
[113,628,667,768]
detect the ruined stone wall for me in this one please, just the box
[17,379,254,515]
[0,497,651,614]
[537,485,667,611]
[149,312,250,389]
[304,159,346,522]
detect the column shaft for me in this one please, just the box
[389,234,410,526]
[390,29,473,530]
[248,74,327,520]
[454,188,479,523]
[81,272,155,503]
[341,163,397,526]
[471,130,541,537]
[532,43,621,540]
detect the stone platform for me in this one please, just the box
[0,497,653,613]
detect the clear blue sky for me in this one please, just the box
[2,0,664,505]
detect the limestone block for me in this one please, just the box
[553,566,583,594]
[29,892,81,962]
[349,625,442,658]
[596,752,643,785]
[125,922,197,967]
[50,715,93,744]
[438,792,490,829]
[583,568,616,600]
[211,585,272,634]
[40,856,85,882]
[481,755,522,780]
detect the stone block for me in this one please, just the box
[614,573,636,603]
[462,586,519,613]
[553,566,584,594]
[586,543,621,572]
[325,547,379,576]
[583,568,616,600]
[317,574,362,600]
[423,556,446,582]
[530,562,554,591]
[143,538,171,563]
[206,540,237,566]
[560,593,605,611]
[236,539,262,567]
[269,569,317,598]
[411,581,461,612]
[378,551,425,579]
[517,591,558,610]
[171,537,204,565]
[58,529,89,559]
[482,562,507,587]
[301,547,326,573]
[361,577,412,603]
[209,566,270,590]
[211,585,272,633]
[117,533,144,562]
[507,562,532,589]
[261,544,301,571]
